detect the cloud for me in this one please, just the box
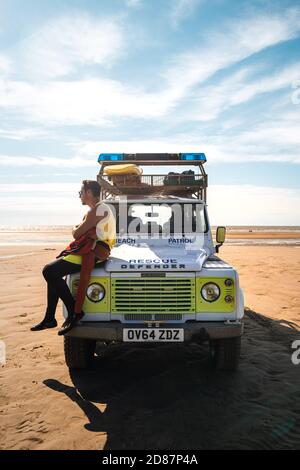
[199,103,300,165]
[0,140,202,169]
[0,193,86,225]
[183,62,300,121]
[0,9,299,127]
[0,77,182,125]
[0,183,78,193]
[0,182,86,225]
[170,0,203,28]
[124,0,142,7]
[0,59,298,128]
[1,106,299,171]
[0,54,12,75]
[69,139,204,158]
[19,13,125,79]
[0,182,299,226]
[208,185,300,225]
[164,8,300,98]
[0,127,50,140]
[0,154,97,168]
[71,123,300,165]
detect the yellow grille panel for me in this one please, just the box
[111,278,195,313]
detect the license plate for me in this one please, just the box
[123,328,184,342]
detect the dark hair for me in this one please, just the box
[82,180,101,198]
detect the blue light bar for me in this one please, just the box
[98,153,124,162]
[180,153,206,162]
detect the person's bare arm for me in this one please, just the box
[71,214,87,238]
[72,209,105,240]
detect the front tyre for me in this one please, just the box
[209,336,241,371]
[64,336,96,369]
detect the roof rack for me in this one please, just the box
[97,153,208,202]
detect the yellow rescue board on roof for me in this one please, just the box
[104,164,142,175]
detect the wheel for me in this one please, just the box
[64,336,96,369]
[209,336,241,371]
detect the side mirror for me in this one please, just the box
[215,226,226,253]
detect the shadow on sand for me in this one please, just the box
[44,309,300,450]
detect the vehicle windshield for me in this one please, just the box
[108,202,207,237]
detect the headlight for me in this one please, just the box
[86,283,106,302]
[201,282,220,302]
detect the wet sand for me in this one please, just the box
[0,243,300,450]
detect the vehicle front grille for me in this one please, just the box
[111,277,195,313]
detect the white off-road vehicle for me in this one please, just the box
[63,153,244,370]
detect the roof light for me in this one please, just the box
[98,153,124,162]
[180,153,206,162]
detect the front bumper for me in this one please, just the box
[66,321,244,341]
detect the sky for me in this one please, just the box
[0,0,300,226]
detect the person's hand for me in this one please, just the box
[72,224,80,237]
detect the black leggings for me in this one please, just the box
[42,258,82,319]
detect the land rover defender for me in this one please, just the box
[63,153,244,370]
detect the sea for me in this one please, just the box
[0,225,299,247]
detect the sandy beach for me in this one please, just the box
[0,235,300,450]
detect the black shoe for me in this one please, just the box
[57,312,84,336]
[31,318,57,331]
